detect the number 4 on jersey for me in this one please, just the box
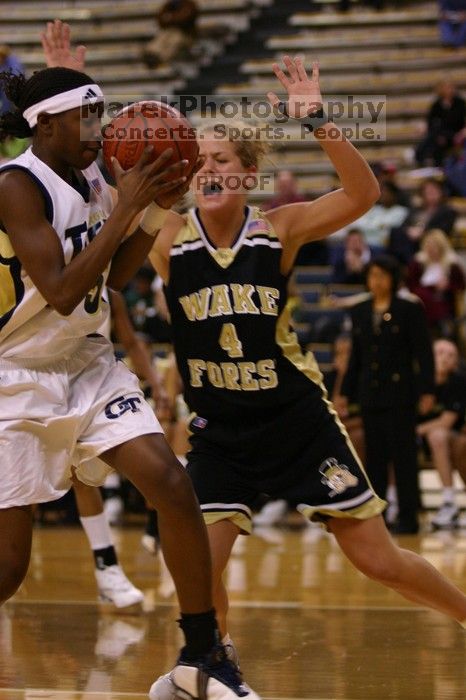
[219,323,243,358]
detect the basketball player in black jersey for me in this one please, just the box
[151,57,466,658]
[51,22,466,699]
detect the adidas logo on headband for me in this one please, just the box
[23,83,104,128]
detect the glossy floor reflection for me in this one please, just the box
[3,523,466,699]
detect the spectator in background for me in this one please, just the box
[264,169,305,209]
[143,0,199,68]
[349,181,409,249]
[124,267,172,343]
[388,178,458,264]
[415,80,466,166]
[336,255,435,534]
[331,228,372,284]
[265,170,328,265]
[444,130,466,196]
[124,266,155,329]
[0,45,28,163]
[417,339,466,529]
[324,334,366,461]
[438,0,466,47]
[407,228,465,337]
[371,160,411,208]
[0,45,23,114]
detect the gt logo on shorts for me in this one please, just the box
[319,457,359,498]
[105,395,142,419]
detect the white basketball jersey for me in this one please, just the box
[0,147,114,361]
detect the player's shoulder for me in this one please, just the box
[152,210,187,255]
[0,163,46,205]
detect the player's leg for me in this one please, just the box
[75,342,258,698]
[72,477,143,609]
[328,514,466,621]
[102,434,213,613]
[207,520,240,637]
[426,427,459,528]
[151,519,241,700]
[101,435,258,700]
[0,506,34,604]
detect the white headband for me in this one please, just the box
[23,84,104,128]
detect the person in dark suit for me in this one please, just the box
[336,255,435,534]
[415,80,466,167]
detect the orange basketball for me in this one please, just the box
[102,100,199,206]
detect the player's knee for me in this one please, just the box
[148,456,196,509]
[0,560,29,604]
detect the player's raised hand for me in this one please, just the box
[41,19,87,71]
[267,55,322,119]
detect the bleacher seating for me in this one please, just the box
[293,266,333,285]
[0,0,264,93]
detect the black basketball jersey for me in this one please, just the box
[165,206,325,421]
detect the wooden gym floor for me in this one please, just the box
[2,521,466,700]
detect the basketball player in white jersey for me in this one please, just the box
[0,61,259,700]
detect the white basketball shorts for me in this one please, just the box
[0,335,162,508]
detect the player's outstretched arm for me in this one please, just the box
[265,56,380,269]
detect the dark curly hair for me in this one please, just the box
[0,66,96,141]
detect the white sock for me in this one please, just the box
[80,513,113,551]
[442,487,455,504]
[386,484,397,504]
[103,472,121,489]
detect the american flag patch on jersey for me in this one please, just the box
[90,178,102,195]
[247,219,270,235]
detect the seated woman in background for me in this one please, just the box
[388,178,458,265]
[407,229,466,337]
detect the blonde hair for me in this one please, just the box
[197,119,270,169]
[416,229,459,270]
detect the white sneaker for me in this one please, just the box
[431,502,459,530]
[253,500,287,526]
[150,661,259,700]
[95,565,144,609]
[150,643,242,700]
[104,496,124,525]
